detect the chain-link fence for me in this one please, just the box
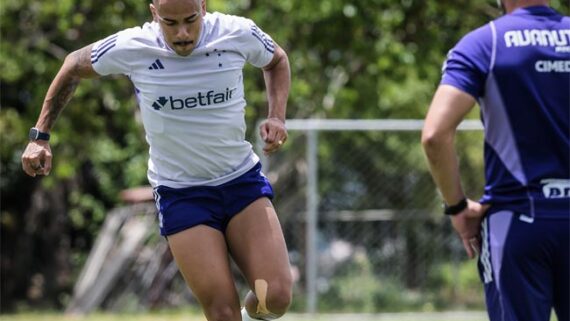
[66,119,487,314]
[256,119,486,313]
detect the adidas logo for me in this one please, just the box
[148,59,165,70]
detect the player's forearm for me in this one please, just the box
[35,45,97,132]
[263,47,290,122]
[36,65,80,132]
[422,85,476,205]
[422,132,466,205]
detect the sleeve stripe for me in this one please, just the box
[251,28,275,53]
[91,43,117,64]
[100,34,118,46]
[91,35,119,64]
[91,40,117,58]
[251,32,275,54]
[253,29,274,49]
[92,36,118,54]
[91,34,117,63]
[489,22,497,71]
[251,25,275,53]
[93,35,118,54]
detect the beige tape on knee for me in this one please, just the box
[255,279,270,314]
[254,279,280,320]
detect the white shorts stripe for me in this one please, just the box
[480,216,493,284]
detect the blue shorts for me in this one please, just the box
[153,163,274,236]
[479,211,569,321]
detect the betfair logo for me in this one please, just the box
[152,97,168,110]
[152,88,237,110]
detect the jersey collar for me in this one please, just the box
[511,6,558,17]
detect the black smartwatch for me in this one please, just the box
[443,198,468,216]
[29,127,50,141]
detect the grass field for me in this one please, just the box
[0,311,490,321]
[0,311,561,321]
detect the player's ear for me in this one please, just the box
[150,3,158,22]
[201,0,206,16]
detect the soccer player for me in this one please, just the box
[21,0,292,320]
[422,1,569,321]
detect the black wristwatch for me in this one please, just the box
[28,127,50,141]
[443,198,468,216]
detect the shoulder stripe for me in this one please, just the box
[99,34,118,49]
[251,25,275,53]
[252,28,274,49]
[91,40,117,58]
[91,34,119,64]
[92,35,118,56]
[489,21,497,71]
[91,43,117,64]
[251,32,275,53]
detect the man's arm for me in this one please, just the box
[21,44,99,177]
[36,44,99,132]
[422,85,474,204]
[422,84,489,259]
[259,44,290,155]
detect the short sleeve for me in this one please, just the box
[440,24,493,100]
[90,31,131,76]
[235,18,276,68]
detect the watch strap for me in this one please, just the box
[29,128,50,141]
[443,198,468,216]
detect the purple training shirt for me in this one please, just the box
[441,6,570,217]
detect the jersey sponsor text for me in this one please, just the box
[152,88,237,110]
[541,179,570,198]
[535,60,570,72]
[504,29,570,48]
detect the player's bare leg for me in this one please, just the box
[226,197,293,320]
[168,225,241,321]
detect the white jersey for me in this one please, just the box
[90,12,275,188]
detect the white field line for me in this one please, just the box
[280,311,488,321]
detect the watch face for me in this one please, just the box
[28,128,49,141]
[29,128,39,140]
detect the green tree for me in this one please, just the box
[1,0,567,311]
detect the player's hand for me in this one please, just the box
[259,117,287,155]
[450,199,490,259]
[21,140,52,177]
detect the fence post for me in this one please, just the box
[306,129,319,313]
